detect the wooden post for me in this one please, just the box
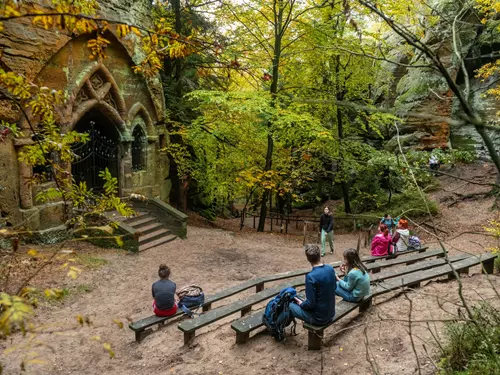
[202,303,212,312]
[303,222,306,245]
[359,297,372,313]
[285,217,289,234]
[307,329,323,350]
[236,331,250,344]
[482,258,495,275]
[184,331,196,345]
[241,306,252,316]
[253,215,256,229]
[256,282,264,293]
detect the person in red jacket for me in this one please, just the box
[371,224,392,256]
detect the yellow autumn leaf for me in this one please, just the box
[27,249,38,257]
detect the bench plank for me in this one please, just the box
[362,247,428,263]
[365,248,441,273]
[129,310,184,342]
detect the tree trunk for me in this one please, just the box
[258,4,283,231]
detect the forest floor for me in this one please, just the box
[2,162,500,375]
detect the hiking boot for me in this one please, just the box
[330,251,334,254]
[321,254,325,257]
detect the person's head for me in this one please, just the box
[379,223,389,237]
[323,207,330,215]
[343,248,368,274]
[398,219,409,230]
[304,244,321,265]
[383,214,388,219]
[158,264,170,279]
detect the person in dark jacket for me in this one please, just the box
[319,206,334,256]
[152,264,178,317]
[290,244,336,325]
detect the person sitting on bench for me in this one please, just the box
[392,219,410,253]
[152,264,178,317]
[335,248,370,302]
[290,244,336,325]
[371,223,392,256]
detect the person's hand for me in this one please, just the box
[340,264,346,273]
[294,297,302,305]
[335,274,340,281]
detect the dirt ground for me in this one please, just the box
[1,162,500,375]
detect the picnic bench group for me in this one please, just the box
[129,247,497,350]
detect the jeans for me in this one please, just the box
[290,303,330,326]
[321,229,334,256]
[335,285,361,303]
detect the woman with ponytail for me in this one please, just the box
[152,264,178,317]
[371,223,392,256]
[336,248,370,302]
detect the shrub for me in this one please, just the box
[438,302,500,375]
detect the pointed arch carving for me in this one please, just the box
[128,103,156,137]
[70,64,127,120]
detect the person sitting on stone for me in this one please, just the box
[290,244,336,325]
[152,264,178,317]
[336,248,371,302]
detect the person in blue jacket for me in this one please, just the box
[290,244,336,325]
[336,248,371,302]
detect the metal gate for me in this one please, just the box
[71,120,119,192]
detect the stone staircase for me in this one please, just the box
[123,212,177,252]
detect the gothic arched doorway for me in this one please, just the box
[71,110,121,193]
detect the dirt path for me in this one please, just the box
[2,162,500,375]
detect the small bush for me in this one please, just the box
[438,302,500,374]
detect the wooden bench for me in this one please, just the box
[362,247,428,263]
[178,277,305,345]
[129,247,430,342]
[230,253,480,347]
[365,248,441,273]
[302,253,497,350]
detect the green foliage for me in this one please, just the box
[438,302,500,375]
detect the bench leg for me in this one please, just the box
[184,331,196,345]
[308,330,323,351]
[256,283,264,293]
[418,248,426,253]
[482,259,495,275]
[202,303,212,312]
[135,328,153,343]
[371,267,381,274]
[241,306,252,316]
[236,331,250,344]
[359,298,372,313]
[407,282,421,289]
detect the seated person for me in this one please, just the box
[290,244,336,326]
[392,219,410,252]
[336,248,370,302]
[152,264,178,317]
[371,224,392,256]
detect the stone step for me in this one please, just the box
[125,215,157,229]
[137,222,164,235]
[139,235,177,252]
[139,228,172,245]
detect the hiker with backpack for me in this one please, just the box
[336,248,370,302]
[319,206,334,257]
[152,264,178,317]
[290,244,336,325]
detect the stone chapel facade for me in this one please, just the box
[0,0,171,232]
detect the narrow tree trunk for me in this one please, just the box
[258,4,283,231]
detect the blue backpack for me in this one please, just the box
[262,287,297,342]
[408,236,421,249]
[177,285,205,318]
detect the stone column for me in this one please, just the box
[13,138,34,209]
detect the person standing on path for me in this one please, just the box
[319,206,334,257]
